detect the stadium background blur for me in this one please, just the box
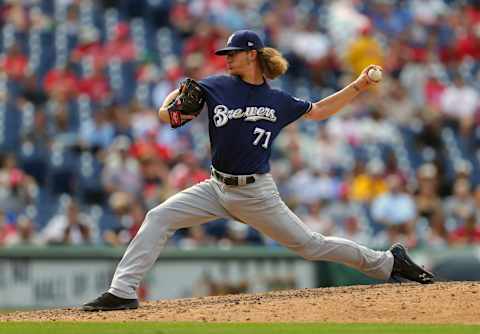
[0,0,480,265]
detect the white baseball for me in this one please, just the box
[367,68,382,82]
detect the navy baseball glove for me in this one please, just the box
[168,78,205,128]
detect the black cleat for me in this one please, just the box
[81,292,139,311]
[390,243,434,284]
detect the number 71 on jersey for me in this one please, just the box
[253,127,271,149]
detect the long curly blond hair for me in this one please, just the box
[257,47,289,80]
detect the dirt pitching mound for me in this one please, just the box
[1,282,479,323]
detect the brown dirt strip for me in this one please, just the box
[1,282,479,323]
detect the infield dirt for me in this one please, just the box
[1,282,479,323]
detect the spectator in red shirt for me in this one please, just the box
[182,22,226,75]
[455,23,480,61]
[465,2,480,26]
[1,43,28,81]
[104,22,137,62]
[169,1,195,38]
[424,72,446,111]
[78,64,111,103]
[449,213,480,245]
[43,62,79,100]
[71,27,105,69]
[170,153,209,190]
[130,129,172,162]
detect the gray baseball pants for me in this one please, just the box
[109,172,394,299]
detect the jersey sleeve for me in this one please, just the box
[281,93,312,126]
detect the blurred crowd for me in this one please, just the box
[1,0,480,250]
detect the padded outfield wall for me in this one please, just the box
[0,246,479,308]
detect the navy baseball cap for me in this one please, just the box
[215,30,264,55]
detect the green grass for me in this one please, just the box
[0,322,479,334]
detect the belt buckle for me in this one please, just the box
[224,176,237,186]
[212,168,254,186]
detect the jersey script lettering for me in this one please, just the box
[213,104,277,127]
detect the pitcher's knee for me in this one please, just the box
[145,207,161,222]
[144,206,174,231]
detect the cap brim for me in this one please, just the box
[214,47,247,55]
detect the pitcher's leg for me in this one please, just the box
[109,180,231,299]
[289,231,394,280]
[257,203,392,279]
[231,193,393,280]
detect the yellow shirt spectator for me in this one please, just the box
[345,26,384,77]
[350,174,388,202]
[349,159,388,202]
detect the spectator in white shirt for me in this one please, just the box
[42,198,98,245]
[371,175,417,247]
[440,75,480,136]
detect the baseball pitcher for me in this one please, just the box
[82,30,433,311]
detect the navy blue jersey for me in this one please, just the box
[199,75,312,175]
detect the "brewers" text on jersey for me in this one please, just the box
[213,104,277,127]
